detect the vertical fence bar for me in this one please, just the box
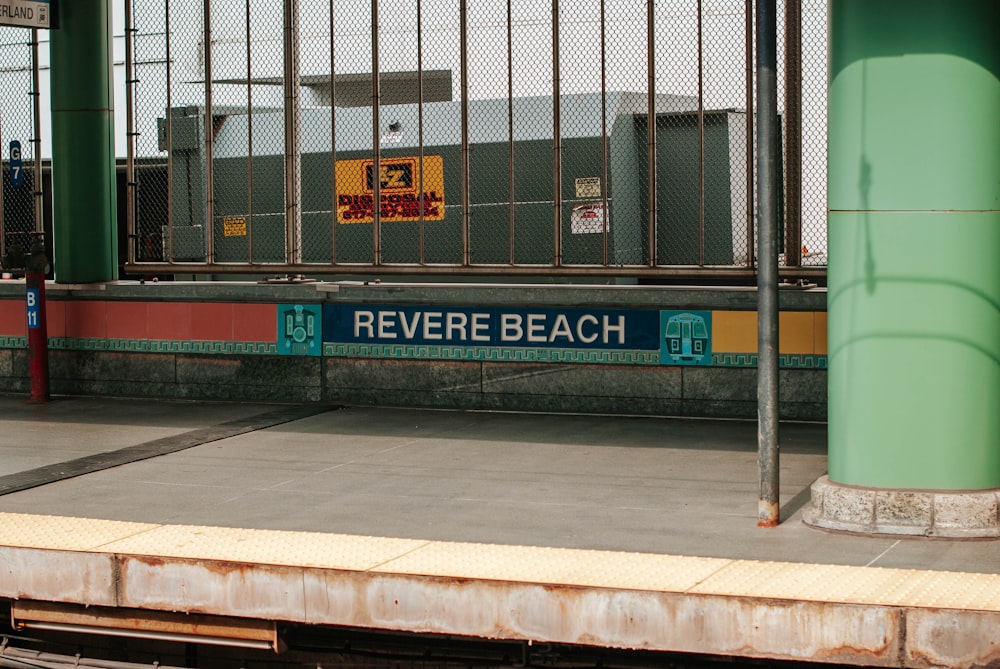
[507,0,514,265]
[166,0,175,262]
[30,29,43,236]
[744,0,754,267]
[697,0,705,266]
[600,0,608,266]
[756,0,780,528]
[646,0,656,266]
[284,0,302,265]
[459,0,471,266]
[784,0,802,266]
[551,0,561,266]
[417,0,425,264]
[246,0,254,263]
[122,8,136,264]
[0,111,4,264]
[203,0,215,263]
[330,0,337,263]
[371,0,380,265]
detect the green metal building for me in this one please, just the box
[160,92,753,267]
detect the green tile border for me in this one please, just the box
[42,338,278,355]
[0,336,827,368]
[324,343,827,369]
[712,352,829,369]
[0,336,27,349]
[323,343,662,365]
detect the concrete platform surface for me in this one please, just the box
[0,395,995,570]
[0,396,998,668]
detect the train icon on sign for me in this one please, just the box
[661,312,711,365]
[278,304,321,356]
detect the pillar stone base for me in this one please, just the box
[803,476,1000,538]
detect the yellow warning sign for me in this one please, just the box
[575,177,601,198]
[223,216,247,237]
[336,155,445,224]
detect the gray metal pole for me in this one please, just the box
[756,0,780,527]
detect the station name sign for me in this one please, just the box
[324,304,661,351]
[0,0,50,28]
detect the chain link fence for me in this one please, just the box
[1,0,829,278]
[0,26,45,270]
[799,0,827,265]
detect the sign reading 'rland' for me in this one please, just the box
[0,0,50,28]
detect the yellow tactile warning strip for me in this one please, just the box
[100,524,429,571]
[0,512,158,551]
[689,560,1000,611]
[1,512,998,613]
[365,541,731,592]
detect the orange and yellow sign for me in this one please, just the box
[336,155,445,224]
[223,216,247,237]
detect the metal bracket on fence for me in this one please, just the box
[257,275,319,285]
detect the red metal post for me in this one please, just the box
[25,236,50,403]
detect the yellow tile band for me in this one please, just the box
[712,311,827,356]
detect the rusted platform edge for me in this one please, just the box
[1,540,999,668]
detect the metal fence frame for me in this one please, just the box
[0,27,45,269]
[123,0,825,280]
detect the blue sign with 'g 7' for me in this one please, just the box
[9,140,23,187]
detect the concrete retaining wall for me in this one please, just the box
[0,281,827,420]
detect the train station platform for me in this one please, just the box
[0,395,998,668]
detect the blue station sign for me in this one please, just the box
[324,305,662,352]
[321,304,713,366]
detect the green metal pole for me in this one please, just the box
[827,0,1000,490]
[50,0,118,283]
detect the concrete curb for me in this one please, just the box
[803,476,1000,538]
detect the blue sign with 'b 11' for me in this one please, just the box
[26,288,40,329]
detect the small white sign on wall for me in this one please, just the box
[571,202,606,235]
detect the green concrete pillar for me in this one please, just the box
[827,0,1000,491]
[50,0,118,283]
